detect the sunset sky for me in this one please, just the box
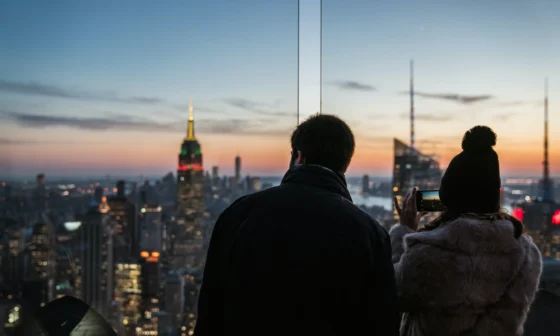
[1,0,559,179]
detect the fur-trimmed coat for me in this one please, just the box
[390,216,542,336]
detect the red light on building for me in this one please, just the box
[552,210,560,225]
[178,164,204,172]
[512,207,524,222]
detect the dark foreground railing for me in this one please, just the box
[17,296,117,336]
[523,289,560,336]
[2,290,558,335]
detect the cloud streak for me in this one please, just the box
[493,112,517,121]
[490,100,543,108]
[0,137,39,145]
[197,118,292,136]
[1,110,290,136]
[493,100,528,107]
[0,79,166,105]
[333,81,376,92]
[0,79,220,115]
[222,98,293,117]
[400,112,454,122]
[400,90,493,104]
[1,110,173,131]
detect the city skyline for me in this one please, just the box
[1,0,560,178]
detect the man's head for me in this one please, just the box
[290,114,355,173]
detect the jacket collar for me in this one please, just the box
[281,164,352,202]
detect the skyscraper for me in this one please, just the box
[114,261,142,335]
[94,187,104,204]
[164,272,184,329]
[32,173,48,212]
[392,139,442,227]
[362,175,370,194]
[177,100,204,216]
[139,204,163,252]
[1,227,25,294]
[211,165,220,189]
[107,181,137,262]
[139,250,161,329]
[235,155,241,184]
[77,204,113,319]
[28,218,56,303]
[176,100,205,268]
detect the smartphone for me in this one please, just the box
[416,190,446,212]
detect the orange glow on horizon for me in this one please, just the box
[2,132,560,177]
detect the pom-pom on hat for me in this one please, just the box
[439,126,501,214]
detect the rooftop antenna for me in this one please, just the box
[410,59,415,149]
[543,78,552,201]
[186,98,195,140]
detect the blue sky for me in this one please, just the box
[1,0,559,178]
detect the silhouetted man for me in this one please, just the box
[195,114,399,336]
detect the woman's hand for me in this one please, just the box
[393,187,428,232]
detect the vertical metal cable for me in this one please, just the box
[320,0,322,114]
[297,0,300,125]
[410,59,415,149]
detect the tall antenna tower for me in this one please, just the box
[543,78,553,201]
[410,59,415,149]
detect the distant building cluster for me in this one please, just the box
[0,101,268,335]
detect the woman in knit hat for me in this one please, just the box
[391,125,542,336]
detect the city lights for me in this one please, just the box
[512,208,524,222]
[553,210,560,226]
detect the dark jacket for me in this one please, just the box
[194,164,399,336]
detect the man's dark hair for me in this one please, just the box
[290,114,355,173]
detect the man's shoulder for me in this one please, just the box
[229,186,281,205]
[353,208,389,241]
[221,185,387,239]
[219,187,282,217]
[335,198,387,233]
[312,195,389,245]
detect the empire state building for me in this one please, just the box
[175,100,205,268]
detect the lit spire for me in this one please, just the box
[187,98,195,140]
[189,98,194,121]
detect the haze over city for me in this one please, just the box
[1,0,559,178]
